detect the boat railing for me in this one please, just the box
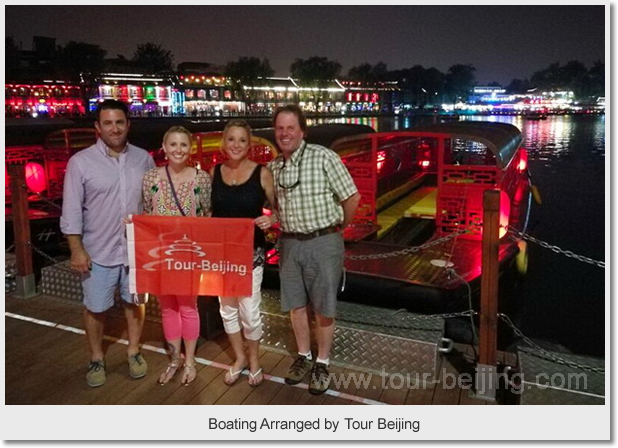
[6,129,98,202]
[335,133,438,227]
[436,141,529,239]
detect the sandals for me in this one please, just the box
[158,358,183,386]
[248,368,263,387]
[224,365,247,386]
[181,362,197,386]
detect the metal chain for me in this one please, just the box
[346,227,473,261]
[32,193,63,211]
[507,226,605,268]
[498,313,604,373]
[23,241,79,276]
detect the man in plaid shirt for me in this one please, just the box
[268,104,361,395]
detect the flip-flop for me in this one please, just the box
[224,366,246,386]
[248,368,263,387]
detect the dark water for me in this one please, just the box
[311,114,607,358]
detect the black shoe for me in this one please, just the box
[308,362,330,395]
[285,355,313,385]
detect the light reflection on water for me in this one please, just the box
[314,114,606,357]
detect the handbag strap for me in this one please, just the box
[165,165,187,217]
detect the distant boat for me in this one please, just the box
[524,111,548,120]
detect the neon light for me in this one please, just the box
[376,151,386,173]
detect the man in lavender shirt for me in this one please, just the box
[61,100,155,387]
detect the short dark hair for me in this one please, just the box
[273,104,307,134]
[95,99,130,122]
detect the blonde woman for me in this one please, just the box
[210,120,276,387]
[142,126,211,386]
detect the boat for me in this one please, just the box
[524,111,548,120]
[325,122,533,317]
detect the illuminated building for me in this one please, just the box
[85,72,180,117]
[340,81,401,114]
[5,81,85,118]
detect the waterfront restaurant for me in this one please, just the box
[179,73,243,117]
[5,81,85,118]
[85,72,181,117]
[340,80,401,114]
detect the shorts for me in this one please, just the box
[279,232,344,318]
[82,262,133,313]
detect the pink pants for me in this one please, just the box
[157,295,200,341]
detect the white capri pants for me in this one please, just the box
[218,266,264,340]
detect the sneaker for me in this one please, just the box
[86,360,106,388]
[284,355,313,385]
[128,352,148,379]
[308,362,330,395]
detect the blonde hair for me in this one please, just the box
[222,119,252,141]
[163,126,193,144]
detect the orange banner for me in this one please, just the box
[127,215,254,297]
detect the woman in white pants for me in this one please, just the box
[210,120,276,387]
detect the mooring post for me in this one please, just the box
[8,163,38,298]
[475,189,501,400]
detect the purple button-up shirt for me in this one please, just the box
[60,139,155,266]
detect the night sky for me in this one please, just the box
[5,5,606,85]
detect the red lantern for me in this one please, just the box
[25,162,47,193]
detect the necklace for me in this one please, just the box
[225,162,246,186]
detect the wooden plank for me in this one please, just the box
[339,367,383,402]
[241,352,288,405]
[479,190,501,366]
[161,365,222,404]
[241,380,283,405]
[404,354,441,405]
[430,353,461,405]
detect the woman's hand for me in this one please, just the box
[254,214,275,231]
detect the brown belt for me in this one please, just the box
[281,226,341,241]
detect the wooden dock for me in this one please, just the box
[5,293,503,405]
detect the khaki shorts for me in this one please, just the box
[279,232,344,318]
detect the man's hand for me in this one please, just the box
[66,234,91,273]
[70,246,91,273]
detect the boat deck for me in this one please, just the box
[5,293,506,405]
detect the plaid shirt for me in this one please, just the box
[268,140,358,233]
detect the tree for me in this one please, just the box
[444,64,476,103]
[224,57,274,109]
[530,62,563,91]
[56,41,106,81]
[506,78,532,94]
[588,60,605,98]
[132,43,174,74]
[561,60,589,98]
[6,37,21,80]
[290,56,342,111]
[347,61,388,83]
